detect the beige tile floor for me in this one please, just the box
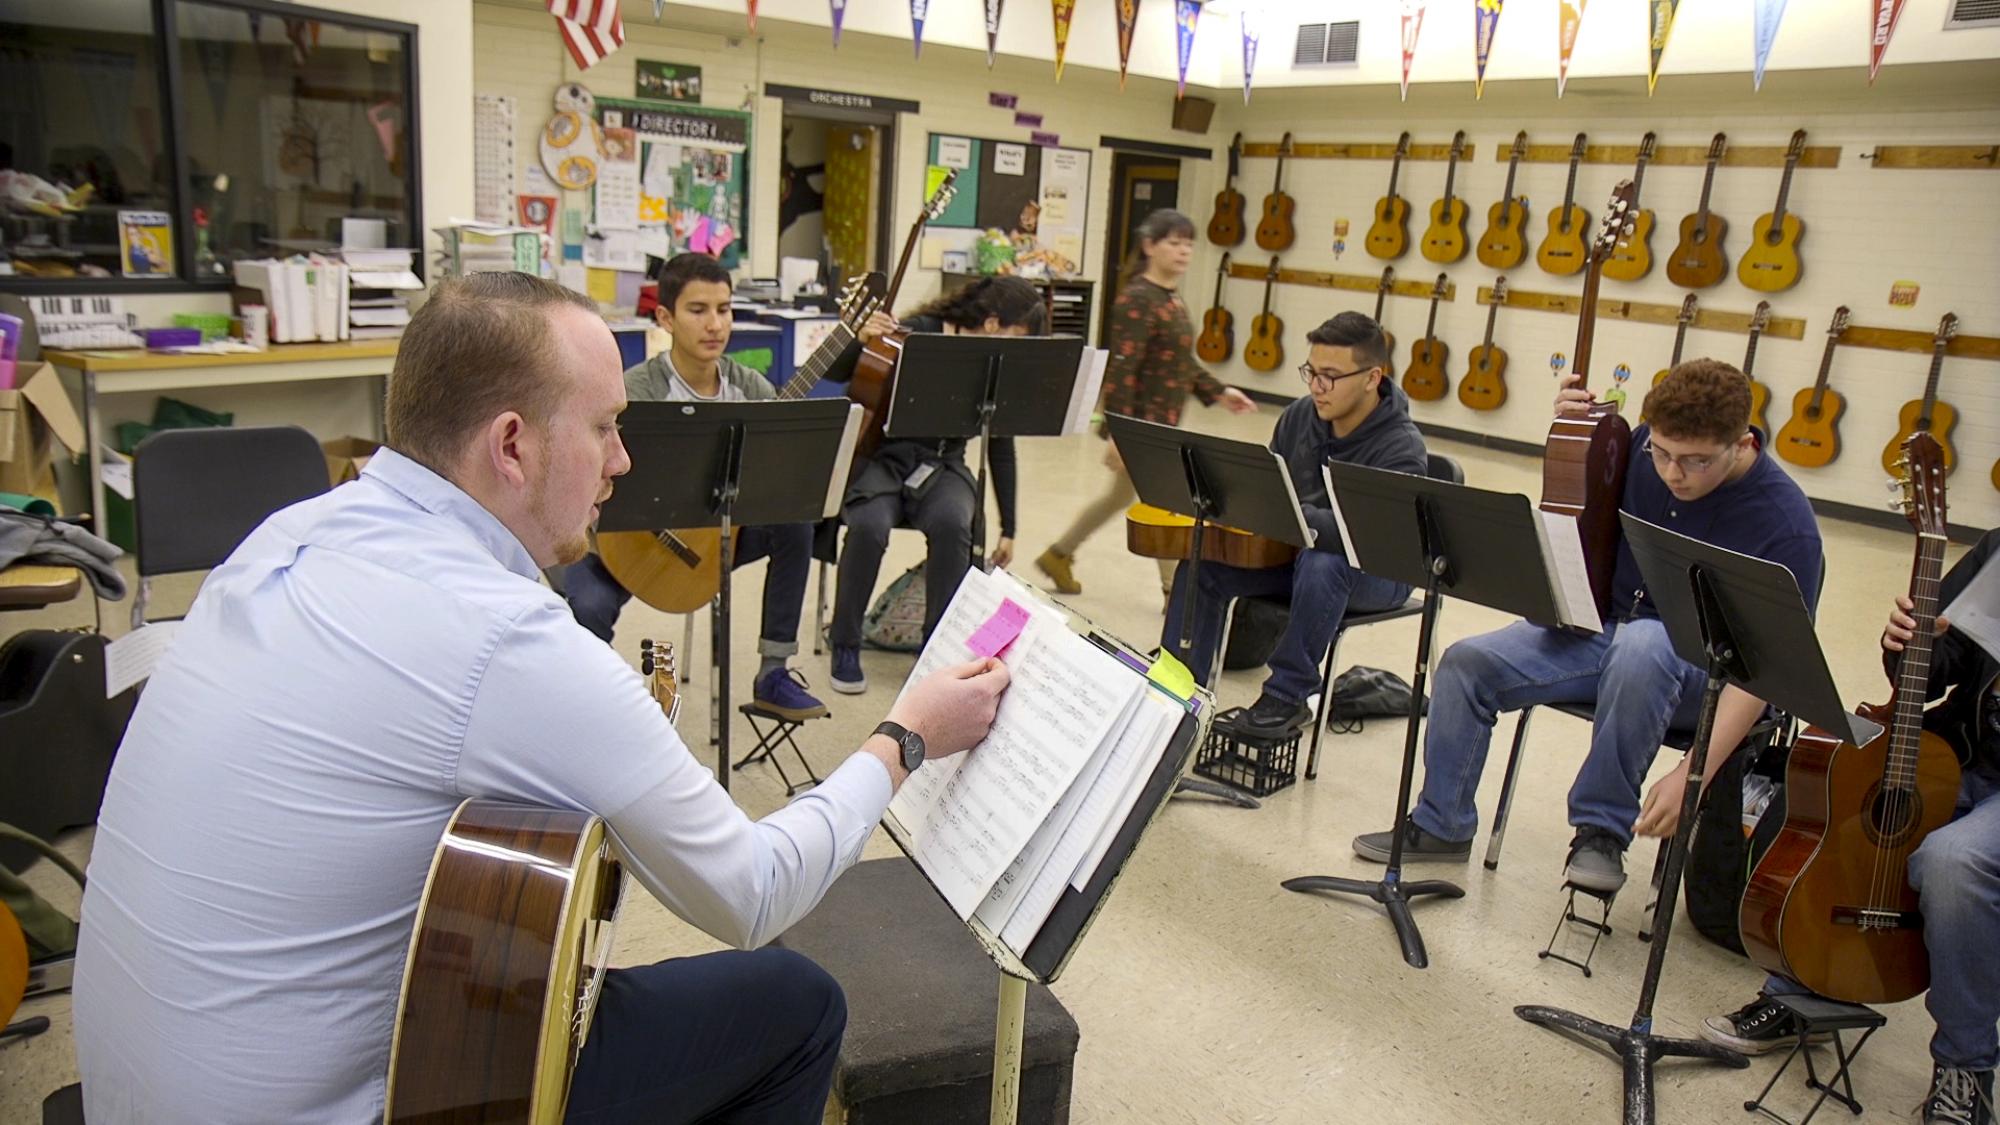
[0,404,1972,1124]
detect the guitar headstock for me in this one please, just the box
[923,169,960,220]
[1509,131,1527,160]
[640,639,682,725]
[1827,305,1851,337]
[1448,130,1466,160]
[1568,133,1588,160]
[1637,132,1658,163]
[1897,432,1948,535]
[1492,275,1510,303]
[1378,266,1396,292]
[1279,131,1294,157]
[1936,312,1960,348]
[1750,301,1772,333]
[837,272,887,328]
[1677,293,1698,325]
[1707,132,1728,162]
[1393,131,1411,158]
[1430,273,1448,299]
[1265,255,1281,281]
[1785,129,1808,164]
[1218,251,1233,276]
[1592,179,1638,260]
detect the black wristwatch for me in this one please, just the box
[875,721,926,772]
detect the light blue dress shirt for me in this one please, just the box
[72,448,892,1124]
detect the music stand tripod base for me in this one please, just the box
[1281,869,1465,969]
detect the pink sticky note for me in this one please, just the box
[967,598,1031,659]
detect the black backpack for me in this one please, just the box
[1684,734,1789,955]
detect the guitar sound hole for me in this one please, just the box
[1863,783,1924,849]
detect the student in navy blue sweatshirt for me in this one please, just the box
[1161,311,1428,734]
[1353,358,1823,894]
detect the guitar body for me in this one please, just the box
[0,630,137,872]
[1883,400,1960,476]
[1536,206,1590,276]
[846,331,905,463]
[1541,408,1632,619]
[1420,199,1468,263]
[1366,197,1410,260]
[1740,715,1961,1004]
[387,800,624,1124]
[1208,187,1246,247]
[1125,502,1297,569]
[1244,313,1284,372]
[1402,338,1449,402]
[1458,344,1508,411]
[1,899,24,1030]
[1477,201,1529,268]
[1255,194,1295,251]
[1774,387,1846,469]
[1196,306,1234,364]
[597,527,723,614]
[1748,379,1772,433]
[1738,213,1805,291]
[1600,209,1654,281]
[1666,214,1729,288]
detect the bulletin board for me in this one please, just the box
[591,97,751,270]
[925,133,1091,278]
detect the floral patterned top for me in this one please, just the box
[1098,275,1223,436]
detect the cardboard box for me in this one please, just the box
[322,436,381,485]
[0,362,87,501]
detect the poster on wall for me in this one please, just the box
[636,60,703,103]
[1036,148,1088,274]
[595,97,750,269]
[118,211,175,278]
[926,132,1090,279]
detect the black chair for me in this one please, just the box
[130,426,330,626]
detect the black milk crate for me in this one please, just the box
[1193,711,1301,796]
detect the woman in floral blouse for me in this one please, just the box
[1035,208,1255,595]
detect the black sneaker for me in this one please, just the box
[1351,820,1473,864]
[1563,827,1627,893]
[1924,1064,1996,1125]
[1699,995,1803,1056]
[1226,691,1308,736]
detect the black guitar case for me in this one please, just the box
[0,631,137,872]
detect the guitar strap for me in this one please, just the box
[0,823,82,959]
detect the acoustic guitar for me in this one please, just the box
[1401,274,1451,403]
[1195,252,1235,364]
[1207,133,1247,247]
[1125,502,1297,570]
[843,172,968,464]
[1420,131,1470,264]
[1254,132,1296,252]
[1540,181,1639,621]
[1666,133,1730,289]
[1739,432,1960,1005]
[1738,129,1809,292]
[640,637,683,725]
[1365,132,1413,261]
[1535,134,1591,277]
[1649,294,1698,395]
[597,272,889,613]
[1372,266,1398,381]
[1881,313,1960,477]
[1741,301,1774,433]
[1601,133,1658,282]
[1243,257,1285,373]
[1477,131,1531,269]
[1774,306,1852,469]
[1458,276,1510,411]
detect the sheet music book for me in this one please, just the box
[1531,510,1605,634]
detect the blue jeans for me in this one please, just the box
[1410,617,1708,845]
[1161,549,1411,704]
[566,947,845,1124]
[1766,768,2000,1071]
[564,523,814,658]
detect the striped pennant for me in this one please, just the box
[548,0,624,71]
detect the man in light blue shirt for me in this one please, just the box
[71,272,1009,1124]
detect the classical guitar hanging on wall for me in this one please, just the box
[1774,306,1852,470]
[1372,266,1398,380]
[1882,313,1961,477]
[1195,252,1235,364]
[1208,133,1247,247]
[1602,133,1658,282]
[1666,133,1730,289]
[1401,273,1452,402]
[1243,256,1285,373]
[1459,276,1510,412]
[1477,131,1531,270]
[1420,130,1470,264]
[1365,132,1413,261]
[1738,129,1809,293]
[1254,133,1296,251]
[1536,133,1592,277]
[1742,301,1774,433]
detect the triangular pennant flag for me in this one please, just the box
[747,0,758,32]
[1052,0,1076,80]
[986,0,1007,67]
[1240,3,1261,104]
[548,0,624,72]
[1868,0,1907,84]
[1752,0,1787,90]
[1473,0,1503,100]
[1398,1,1426,102]
[911,0,930,57]
[1556,0,1588,98]
[1175,0,1202,98]
[830,0,847,46]
[1647,0,1679,94]
[1116,0,1141,89]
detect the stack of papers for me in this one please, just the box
[435,221,541,277]
[232,257,350,343]
[341,247,420,341]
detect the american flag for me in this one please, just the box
[548,0,624,71]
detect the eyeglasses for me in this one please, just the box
[1643,437,1738,474]
[1297,363,1378,393]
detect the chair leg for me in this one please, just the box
[813,560,828,657]
[1305,631,1341,781]
[1484,706,1536,871]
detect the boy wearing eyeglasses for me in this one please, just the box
[1353,358,1822,895]
[1161,311,1428,736]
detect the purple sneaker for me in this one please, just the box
[830,646,866,695]
[753,667,829,721]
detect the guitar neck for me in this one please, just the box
[777,320,859,400]
[1422,295,1442,341]
[1260,278,1276,317]
[1572,264,1606,387]
[1560,153,1581,212]
[1441,153,1460,210]
[1500,143,1523,199]
[1771,145,1803,225]
[1385,154,1404,201]
[1807,336,1839,409]
[1272,150,1288,193]
[1743,328,1763,379]
[1480,297,1500,350]
[1887,532,1947,789]
[1670,322,1689,367]
[1374,286,1389,320]
[1695,160,1719,222]
[1919,345,1948,426]
[885,220,928,306]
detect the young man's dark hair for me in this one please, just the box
[1644,358,1754,442]
[1305,312,1390,374]
[654,252,733,313]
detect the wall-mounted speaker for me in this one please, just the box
[1171,95,1215,134]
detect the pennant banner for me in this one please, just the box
[1868,0,1907,84]
[1240,3,1261,104]
[1399,1,1426,102]
[1473,0,1502,100]
[747,0,758,32]
[830,0,846,46]
[1116,0,1141,88]
[1647,0,1678,93]
[1752,0,1786,90]
[986,0,1006,67]
[1175,0,1201,97]
[548,0,624,71]
[1052,0,1075,80]
[1556,0,1587,98]
[911,0,930,57]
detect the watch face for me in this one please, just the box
[901,733,926,771]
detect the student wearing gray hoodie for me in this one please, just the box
[1161,312,1428,734]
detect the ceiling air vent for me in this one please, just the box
[1294,21,1360,68]
[1945,0,2000,27]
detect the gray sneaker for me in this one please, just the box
[1924,1064,1995,1125]
[1563,828,1627,893]
[1351,820,1473,864]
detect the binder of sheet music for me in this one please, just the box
[882,566,1209,983]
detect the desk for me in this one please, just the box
[43,340,399,530]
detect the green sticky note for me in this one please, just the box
[1147,652,1196,700]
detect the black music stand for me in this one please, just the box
[886,334,1087,565]
[1515,513,1876,1125]
[600,399,862,789]
[1108,415,1313,810]
[1283,463,1599,969]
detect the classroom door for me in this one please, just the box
[823,125,880,288]
[1099,154,1181,341]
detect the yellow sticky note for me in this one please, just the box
[1147,651,1196,700]
[586,267,618,304]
